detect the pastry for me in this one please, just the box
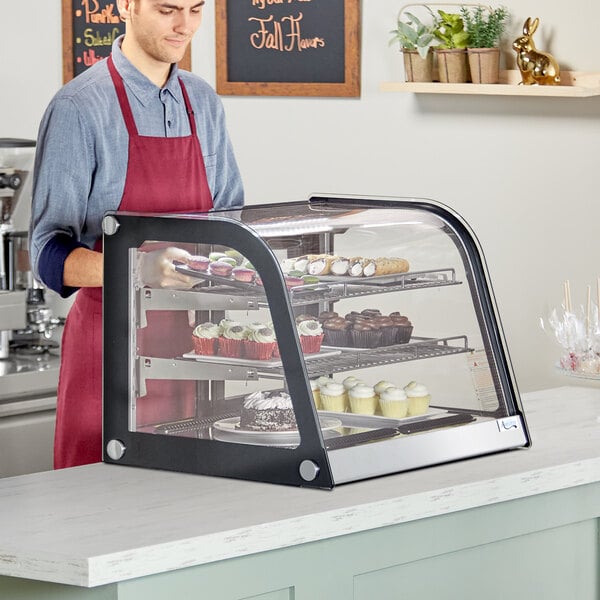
[347,257,364,277]
[244,325,277,360]
[362,257,410,277]
[404,381,431,416]
[296,319,324,354]
[209,260,233,278]
[232,267,255,283]
[318,311,338,323]
[217,320,247,357]
[330,257,350,276]
[239,391,297,431]
[322,317,351,347]
[208,251,228,262]
[371,316,397,346]
[284,275,305,289]
[192,322,219,355]
[348,384,378,415]
[187,255,209,271]
[224,249,245,265]
[373,380,395,397]
[342,376,363,391]
[349,321,382,349]
[302,275,319,285]
[307,255,337,276]
[310,379,322,410]
[379,387,409,418]
[319,382,347,412]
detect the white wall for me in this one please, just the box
[2,1,599,393]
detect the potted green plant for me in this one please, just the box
[432,9,470,83]
[461,5,510,83]
[389,10,438,82]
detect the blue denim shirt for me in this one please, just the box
[30,35,244,297]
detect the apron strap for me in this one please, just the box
[179,78,198,136]
[107,55,139,136]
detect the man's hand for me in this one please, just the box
[138,246,197,289]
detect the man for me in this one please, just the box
[30,0,244,469]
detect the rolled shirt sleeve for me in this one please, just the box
[29,35,244,298]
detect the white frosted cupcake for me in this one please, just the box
[320,382,347,412]
[404,381,431,416]
[342,376,363,391]
[348,384,378,415]
[309,378,322,410]
[379,386,409,418]
[374,380,395,397]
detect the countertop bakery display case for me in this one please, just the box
[102,195,530,489]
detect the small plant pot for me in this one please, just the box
[402,50,434,82]
[435,48,470,83]
[467,47,500,84]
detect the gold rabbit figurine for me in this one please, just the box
[512,17,560,85]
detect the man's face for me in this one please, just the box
[122,0,205,65]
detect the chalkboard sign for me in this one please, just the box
[216,0,360,97]
[61,0,191,83]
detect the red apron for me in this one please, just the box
[54,56,213,469]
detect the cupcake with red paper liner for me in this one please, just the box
[244,324,277,360]
[192,322,219,355]
[217,319,247,357]
[296,318,324,354]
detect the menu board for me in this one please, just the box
[61,0,191,83]
[215,0,360,97]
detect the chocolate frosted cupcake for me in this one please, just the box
[322,317,351,347]
[371,315,398,346]
[350,321,382,348]
[318,310,339,323]
[391,314,413,344]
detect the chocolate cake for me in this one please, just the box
[239,391,297,432]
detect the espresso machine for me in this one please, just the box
[0,138,65,477]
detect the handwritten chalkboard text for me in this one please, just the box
[249,14,325,51]
[82,0,121,23]
[252,0,313,9]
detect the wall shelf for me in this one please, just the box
[380,70,600,97]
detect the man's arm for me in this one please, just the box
[63,247,103,288]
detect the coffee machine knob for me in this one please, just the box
[0,172,21,190]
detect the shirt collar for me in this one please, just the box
[110,35,182,106]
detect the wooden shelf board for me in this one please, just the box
[380,70,600,97]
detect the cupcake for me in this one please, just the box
[391,313,414,344]
[379,387,409,418]
[372,316,398,346]
[374,380,395,397]
[297,319,324,354]
[309,379,322,410]
[404,381,431,416]
[348,384,378,415]
[318,310,338,323]
[342,376,363,391]
[192,322,219,355]
[188,255,209,271]
[209,260,234,278]
[350,321,382,349]
[316,375,334,389]
[232,267,255,283]
[217,320,247,357]
[322,317,351,347]
[244,325,277,360]
[319,382,347,412]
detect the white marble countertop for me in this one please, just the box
[1,385,599,588]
